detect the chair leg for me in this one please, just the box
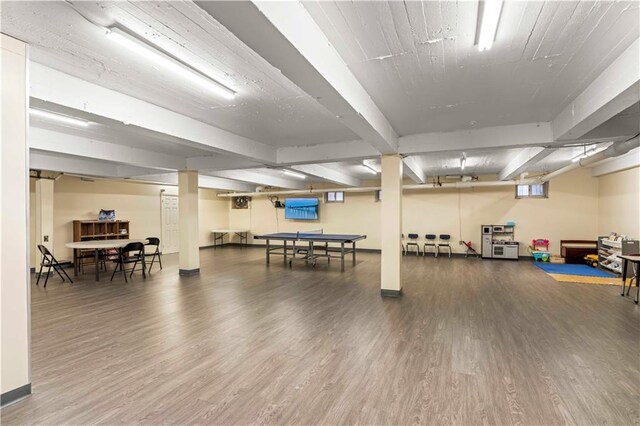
[59,265,74,283]
[44,265,52,288]
[52,264,66,282]
[36,263,44,286]
[148,254,156,273]
[121,256,128,283]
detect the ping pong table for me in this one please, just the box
[253,230,366,271]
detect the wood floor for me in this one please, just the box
[2,247,639,425]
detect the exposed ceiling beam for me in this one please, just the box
[29,127,185,171]
[131,173,255,192]
[186,155,263,171]
[552,38,640,141]
[277,140,380,165]
[30,63,277,163]
[498,147,557,181]
[197,1,398,154]
[579,110,640,141]
[591,147,640,177]
[206,169,306,189]
[402,156,426,184]
[30,151,118,177]
[399,123,553,155]
[290,164,361,187]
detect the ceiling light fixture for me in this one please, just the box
[460,153,467,171]
[29,108,89,127]
[105,27,236,100]
[282,170,306,179]
[362,160,380,174]
[477,0,504,51]
[571,144,606,163]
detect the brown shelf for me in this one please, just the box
[72,220,131,270]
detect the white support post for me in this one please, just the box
[178,170,200,276]
[1,34,31,403]
[35,179,54,253]
[380,155,403,297]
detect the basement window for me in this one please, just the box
[516,182,548,199]
[325,191,344,203]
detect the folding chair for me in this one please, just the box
[423,234,438,257]
[438,234,452,257]
[36,245,73,288]
[405,234,421,256]
[111,242,146,283]
[145,237,163,273]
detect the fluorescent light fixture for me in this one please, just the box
[105,27,235,100]
[460,153,467,171]
[29,108,89,127]
[362,160,380,174]
[477,0,504,51]
[571,144,607,163]
[282,170,306,179]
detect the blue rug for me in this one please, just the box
[534,262,615,277]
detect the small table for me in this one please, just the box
[211,230,249,248]
[66,239,147,281]
[619,254,640,304]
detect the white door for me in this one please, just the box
[161,194,179,254]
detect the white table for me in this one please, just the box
[211,230,249,248]
[66,239,147,281]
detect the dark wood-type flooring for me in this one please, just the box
[2,247,639,425]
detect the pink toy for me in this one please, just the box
[532,239,549,251]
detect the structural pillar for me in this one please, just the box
[178,170,200,276]
[35,179,54,253]
[1,34,31,405]
[380,154,403,297]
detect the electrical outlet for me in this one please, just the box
[43,235,49,242]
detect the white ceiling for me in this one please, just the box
[303,1,639,135]
[2,0,358,147]
[2,0,638,189]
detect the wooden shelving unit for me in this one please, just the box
[598,236,639,274]
[72,220,130,269]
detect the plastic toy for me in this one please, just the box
[584,254,599,268]
[530,238,551,262]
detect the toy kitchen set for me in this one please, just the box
[481,224,519,260]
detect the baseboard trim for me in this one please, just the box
[1,383,31,407]
[179,268,200,276]
[381,288,403,298]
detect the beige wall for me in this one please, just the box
[597,166,639,238]
[29,176,229,267]
[230,168,600,256]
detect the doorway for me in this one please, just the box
[161,194,179,254]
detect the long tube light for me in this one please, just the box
[29,108,89,127]
[460,153,467,171]
[105,27,235,100]
[362,164,378,175]
[362,160,379,174]
[571,145,607,163]
[282,170,306,179]
[477,0,504,51]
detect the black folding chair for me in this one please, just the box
[36,245,73,287]
[110,242,146,283]
[144,237,163,273]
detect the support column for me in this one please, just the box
[1,34,31,405]
[35,179,54,253]
[178,170,200,276]
[380,154,403,297]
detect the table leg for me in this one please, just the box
[73,249,78,276]
[341,242,345,272]
[142,246,147,279]
[310,242,315,267]
[284,240,288,263]
[621,258,628,296]
[352,241,356,265]
[266,239,270,264]
[94,249,100,281]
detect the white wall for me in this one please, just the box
[230,168,600,256]
[597,166,640,238]
[1,34,30,397]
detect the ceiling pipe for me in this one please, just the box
[539,136,639,183]
[216,178,538,198]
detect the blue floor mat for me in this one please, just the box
[534,262,615,277]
